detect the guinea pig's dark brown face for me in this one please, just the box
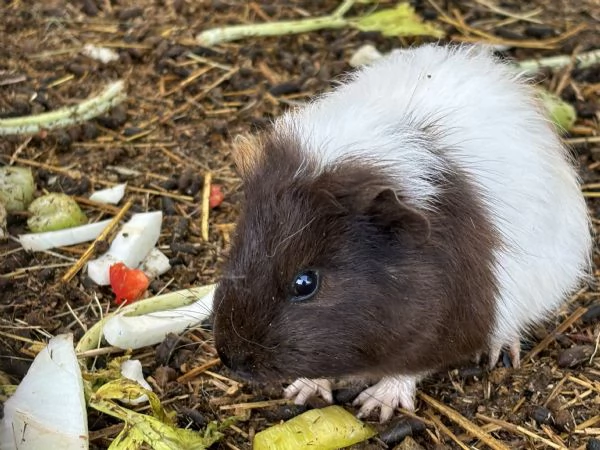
[212,134,431,381]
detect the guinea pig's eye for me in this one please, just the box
[290,269,320,302]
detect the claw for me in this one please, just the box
[488,338,521,369]
[283,378,333,405]
[352,375,419,423]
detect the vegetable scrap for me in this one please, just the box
[109,262,150,305]
[253,405,377,450]
[0,166,34,212]
[27,193,87,233]
[209,184,224,208]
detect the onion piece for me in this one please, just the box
[18,219,112,251]
[120,360,152,405]
[103,285,215,350]
[87,211,162,285]
[0,334,88,450]
[89,183,126,205]
[139,248,171,279]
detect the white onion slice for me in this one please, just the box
[103,286,214,350]
[89,183,126,205]
[87,211,162,285]
[0,334,88,450]
[18,219,112,251]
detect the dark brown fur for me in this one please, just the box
[212,131,499,381]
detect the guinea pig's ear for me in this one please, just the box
[366,188,431,245]
[231,134,262,179]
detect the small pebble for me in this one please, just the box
[177,168,195,192]
[587,438,600,450]
[524,25,557,39]
[583,303,600,324]
[122,127,144,137]
[530,406,553,425]
[262,404,308,422]
[168,256,184,267]
[553,409,575,432]
[160,176,179,191]
[333,385,367,404]
[161,197,177,216]
[81,0,99,16]
[178,407,207,429]
[118,7,143,21]
[268,81,302,96]
[82,123,99,140]
[380,418,426,447]
[170,242,199,256]
[67,63,87,77]
[163,45,186,59]
[495,28,524,40]
[557,345,594,368]
[96,105,127,129]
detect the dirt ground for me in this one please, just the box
[1,0,600,449]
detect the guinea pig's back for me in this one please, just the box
[275,44,592,341]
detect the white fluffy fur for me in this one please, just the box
[274,44,592,354]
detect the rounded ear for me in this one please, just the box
[231,134,262,179]
[366,188,431,245]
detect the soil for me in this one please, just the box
[1,0,600,449]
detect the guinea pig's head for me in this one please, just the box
[212,132,431,382]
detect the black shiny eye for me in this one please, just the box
[290,269,320,301]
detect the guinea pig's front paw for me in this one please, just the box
[353,375,418,423]
[283,378,333,405]
[488,337,521,370]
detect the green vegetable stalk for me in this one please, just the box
[0,81,126,136]
[196,1,444,46]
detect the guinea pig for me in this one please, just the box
[212,43,592,422]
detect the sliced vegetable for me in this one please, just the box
[209,184,225,208]
[109,262,150,305]
[27,193,87,233]
[138,248,171,279]
[196,0,443,46]
[18,219,111,251]
[0,81,126,136]
[253,405,376,450]
[351,3,444,38]
[0,166,35,212]
[0,334,88,450]
[89,379,231,450]
[120,359,152,405]
[87,211,163,285]
[76,285,215,353]
[537,89,577,132]
[89,183,126,204]
[102,285,215,350]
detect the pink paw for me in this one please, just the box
[352,375,418,423]
[283,378,333,405]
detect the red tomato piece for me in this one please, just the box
[109,262,150,305]
[209,184,224,209]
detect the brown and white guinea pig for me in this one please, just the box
[211,44,592,422]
